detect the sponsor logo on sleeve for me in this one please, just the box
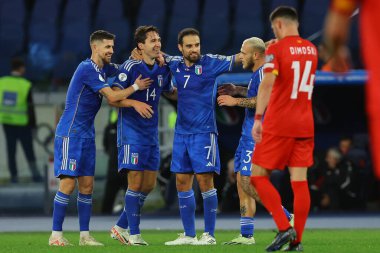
[118,73,127,82]
[265,54,274,63]
[99,74,105,82]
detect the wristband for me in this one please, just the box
[254,114,263,121]
[132,83,139,91]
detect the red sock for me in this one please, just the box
[291,180,310,243]
[251,176,290,231]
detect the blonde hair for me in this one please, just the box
[243,37,266,54]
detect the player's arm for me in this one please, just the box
[251,72,276,143]
[100,74,152,103]
[218,83,248,97]
[107,87,154,119]
[217,95,256,108]
[163,87,178,101]
[255,72,275,114]
[323,0,357,72]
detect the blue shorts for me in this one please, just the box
[171,132,220,174]
[54,136,96,177]
[118,144,160,171]
[234,137,255,177]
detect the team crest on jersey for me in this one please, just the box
[265,54,274,63]
[195,65,202,75]
[98,73,105,82]
[118,73,127,82]
[157,75,163,87]
[69,159,77,171]
[131,153,139,165]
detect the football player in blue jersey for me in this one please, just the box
[217,38,293,245]
[108,26,176,246]
[163,28,239,246]
[49,30,153,247]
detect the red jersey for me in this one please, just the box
[262,36,318,137]
[330,0,380,179]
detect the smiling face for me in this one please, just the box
[178,34,201,63]
[93,39,114,64]
[139,31,162,60]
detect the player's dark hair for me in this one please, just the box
[11,58,25,71]
[134,25,160,50]
[178,28,200,45]
[89,30,115,44]
[270,6,298,22]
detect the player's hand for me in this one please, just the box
[132,101,154,119]
[265,39,278,48]
[218,83,237,96]
[217,95,237,107]
[328,46,351,72]
[134,74,153,90]
[252,120,263,143]
[131,47,143,60]
[156,53,165,67]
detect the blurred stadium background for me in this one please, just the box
[0,0,379,219]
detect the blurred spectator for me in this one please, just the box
[0,58,42,183]
[101,109,127,214]
[319,147,359,210]
[339,136,353,157]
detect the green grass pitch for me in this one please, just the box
[1,229,379,253]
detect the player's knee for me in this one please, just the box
[141,181,156,194]
[78,184,93,194]
[128,182,142,192]
[59,177,76,194]
[176,180,191,192]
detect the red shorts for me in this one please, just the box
[252,132,314,170]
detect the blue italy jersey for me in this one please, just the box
[113,60,172,146]
[241,66,263,139]
[165,54,235,134]
[56,59,119,138]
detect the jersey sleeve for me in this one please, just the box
[104,63,120,77]
[251,69,263,96]
[164,54,182,70]
[263,44,279,76]
[162,72,174,92]
[111,62,132,90]
[84,65,109,93]
[205,54,235,76]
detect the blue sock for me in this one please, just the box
[139,192,148,208]
[116,208,129,229]
[52,191,70,231]
[178,190,196,237]
[125,189,141,235]
[282,206,292,221]
[77,193,92,231]
[202,188,217,237]
[240,217,254,238]
[116,191,129,229]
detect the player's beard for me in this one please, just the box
[185,52,200,63]
[102,54,112,64]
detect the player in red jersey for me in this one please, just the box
[324,0,380,180]
[250,6,318,252]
